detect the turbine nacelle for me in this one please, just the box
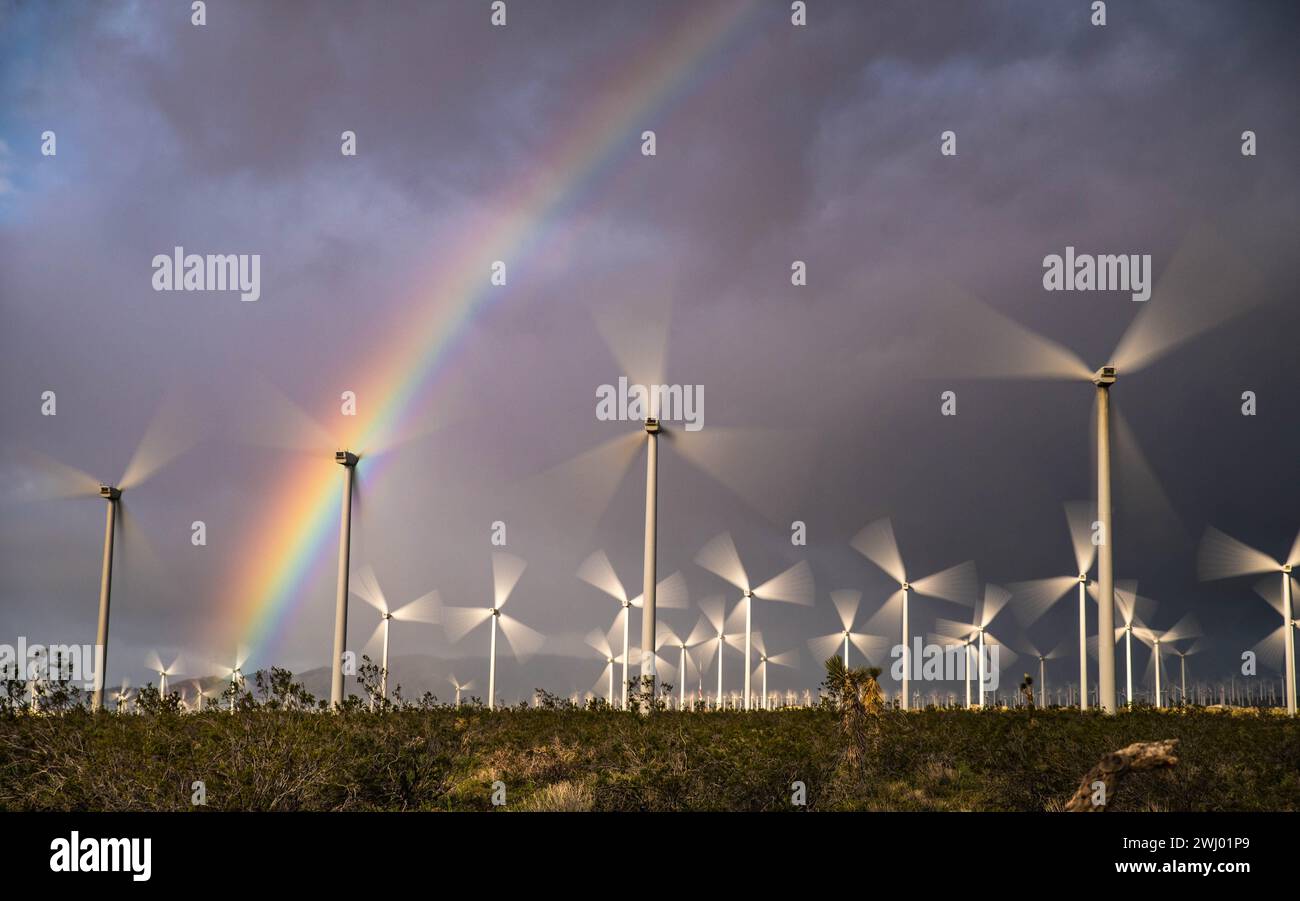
[98,485,121,500]
[900,581,910,591]
[1283,564,1293,574]
[1092,365,1117,386]
[643,417,661,434]
[335,450,358,467]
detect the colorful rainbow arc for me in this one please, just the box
[227,2,764,664]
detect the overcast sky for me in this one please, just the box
[2,0,1297,703]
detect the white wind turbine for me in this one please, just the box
[935,584,1016,708]
[751,632,797,710]
[350,564,441,706]
[211,646,249,713]
[694,532,814,710]
[1246,577,1300,710]
[1170,639,1206,705]
[145,651,182,698]
[13,395,198,712]
[1010,502,1097,708]
[681,614,719,710]
[695,595,731,708]
[442,551,544,710]
[584,618,629,707]
[577,549,688,708]
[1134,613,1201,708]
[932,226,1262,712]
[447,674,475,707]
[852,518,978,710]
[1020,638,1070,708]
[1088,581,1147,706]
[1197,526,1300,715]
[808,590,891,669]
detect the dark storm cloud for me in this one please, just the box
[1,1,1296,701]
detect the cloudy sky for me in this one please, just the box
[1,0,1297,703]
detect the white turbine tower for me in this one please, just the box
[807,590,890,668]
[852,518,978,710]
[932,226,1261,712]
[1197,526,1300,715]
[577,549,688,708]
[694,532,814,710]
[1170,640,1206,705]
[351,564,441,706]
[442,552,544,710]
[751,633,797,710]
[1020,639,1069,708]
[1010,502,1098,708]
[695,596,730,708]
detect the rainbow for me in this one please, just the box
[227,2,763,663]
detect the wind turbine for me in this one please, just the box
[694,532,814,709]
[212,647,248,713]
[1197,526,1300,715]
[680,614,719,710]
[932,225,1262,712]
[1020,639,1070,708]
[1134,613,1201,708]
[13,396,198,712]
[851,518,977,710]
[808,590,891,669]
[584,618,628,707]
[751,633,797,710]
[145,652,182,698]
[350,564,441,706]
[1011,502,1097,708]
[935,584,1015,708]
[110,678,131,714]
[577,550,688,708]
[442,551,544,710]
[1091,581,1148,706]
[447,674,474,707]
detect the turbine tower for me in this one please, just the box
[329,449,359,709]
[351,564,441,707]
[936,584,1016,708]
[695,532,814,710]
[1198,526,1300,715]
[751,633,797,710]
[852,518,977,710]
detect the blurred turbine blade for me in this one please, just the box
[577,549,628,604]
[365,618,385,651]
[1163,611,1202,643]
[1252,575,1287,617]
[830,590,862,631]
[1064,501,1098,575]
[849,518,906,585]
[7,448,100,501]
[977,583,1012,627]
[849,632,892,663]
[1251,624,1286,675]
[235,375,336,453]
[1112,405,1186,545]
[934,617,975,641]
[808,632,845,663]
[522,431,642,546]
[492,551,527,608]
[393,590,441,624]
[442,606,492,644]
[590,286,671,392]
[498,614,545,662]
[119,389,203,490]
[584,627,613,658]
[751,631,766,657]
[1289,528,1300,570]
[923,285,1093,381]
[694,532,749,593]
[1008,577,1077,626]
[686,614,715,648]
[350,563,387,614]
[671,427,813,524]
[913,561,979,607]
[698,595,726,633]
[769,650,798,668]
[632,570,689,610]
[656,621,682,650]
[1110,222,1264,375]
[1197,526,1279,581]
[863,589,905,635]
[754,560,814,606]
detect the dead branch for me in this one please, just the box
[1065,739,1179,812]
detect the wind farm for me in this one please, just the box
[1,0,1298,837]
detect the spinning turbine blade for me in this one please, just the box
[351,563,388,614]
[849,633,892,663]
[830,590,861,631]
[118,390,203,490]
[863,589,905,635]
[1110,223,1263,375]
[1009,577,1077,625]
[694,532,749,593]
[1253,575,1300,618]
[442,606,492,643]
[584,627,613,658]
[850,518,906,585]
[7,449,99,500]
[1065,501,1098,575]
[392,590,441,623]
[1198,527,1280,580]
[698,595,726,633]
[913,560,979,606]
[977,584,1012,628]
[577,549,628,603]
[631,570,689,609]
[753,560,814,606]
[808,632,846,662]
[498,614,544,661]
[491,551,527,607]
